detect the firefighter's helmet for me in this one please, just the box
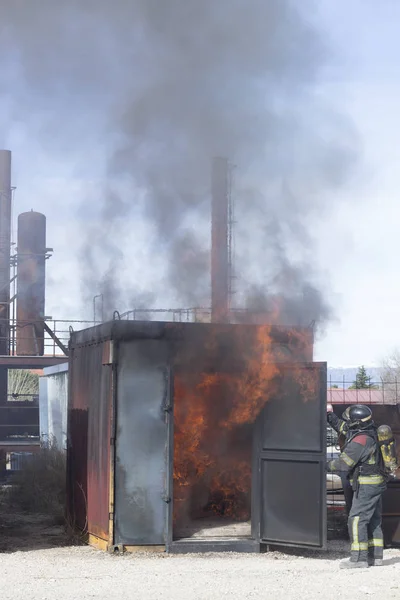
[348,404,373,428]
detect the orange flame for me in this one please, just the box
[173,322,315,530]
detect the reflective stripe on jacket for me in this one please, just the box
[327,431,381,478]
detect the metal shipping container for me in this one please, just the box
[67,320,326,553]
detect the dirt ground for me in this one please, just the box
[0,512,400,600]
[0,510,69,553]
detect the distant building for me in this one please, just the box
[328,388,397,405]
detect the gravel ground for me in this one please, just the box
[0,502,398,599]
[1,542,400,600]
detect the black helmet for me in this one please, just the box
[348,405,373,428]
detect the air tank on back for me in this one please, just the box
[16,211,46,356]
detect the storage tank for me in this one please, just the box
[16,211,46,356]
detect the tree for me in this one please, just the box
[349,365,378,390]
[381,349,400,402]
[8,370,39,401]
[382,349,400,379]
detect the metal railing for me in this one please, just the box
[0,318,101,358]
[118,306,312,325]
[0,308,313,358]
[119,307,213,323]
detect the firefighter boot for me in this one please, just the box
[339,559,368,569]
[368,559,383,566]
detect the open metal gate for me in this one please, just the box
[252,362,327,549]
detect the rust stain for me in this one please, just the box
[67,342,112,541]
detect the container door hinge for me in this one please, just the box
[162,495,171,504]
[109,511,114,520]
[110,437,115,446]
[102,340,116,365]
[163,406,172,414]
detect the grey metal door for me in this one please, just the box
[253,362,327,549]
[114,340,170,545]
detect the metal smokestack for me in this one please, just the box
[211,157,230,322]
[16,211,47,356]
[0,151,11,330]
[0,150,11,403]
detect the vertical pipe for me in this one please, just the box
[0,150,11,404]
[211,157,229,322]
[108,343,117,550]
[16,211,46,356]
[0,150,11,341]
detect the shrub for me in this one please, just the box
[6,438,66,523]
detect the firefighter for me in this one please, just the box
[326,404,386,569]
[327,404,353,515]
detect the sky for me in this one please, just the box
[313,0,400,366]
[0,1,399,367]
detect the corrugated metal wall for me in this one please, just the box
[67,342,112,542]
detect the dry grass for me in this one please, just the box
[5,438,66,524]
[0,439,89,550]
[64,510,88,546]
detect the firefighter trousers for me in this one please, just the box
[339,474,353,516]
[348,478,385,563]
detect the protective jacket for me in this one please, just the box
[327,412,349,440]
[327,425,384,484]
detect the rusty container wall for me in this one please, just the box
[211,157,229,323]
[16,211,46,356]
[67,338,113,547]
[0,150,11,405]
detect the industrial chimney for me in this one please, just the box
[0,150,11,339]
[16,211,47,356]
[0,151,11,403]
[211,157,231,322]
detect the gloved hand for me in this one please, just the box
[327,403,333,413]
